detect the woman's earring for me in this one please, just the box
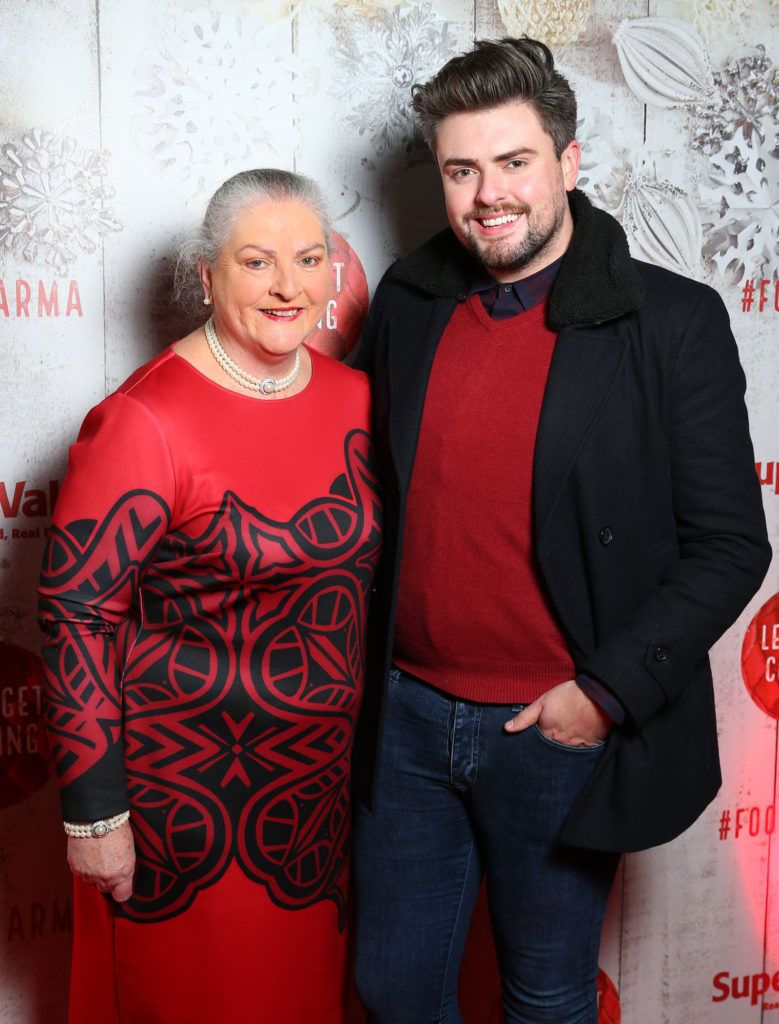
[203,296,211,305]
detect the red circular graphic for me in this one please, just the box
[307,230,369,360]
[597,969,621,1024]
[741,592,779,719]
[0,640,51,809]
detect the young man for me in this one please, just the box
[352,37,770,1024]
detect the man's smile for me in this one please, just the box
[466,207,528,237]
[479,213,519,227]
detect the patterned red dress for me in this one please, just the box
[38,347,381,1024]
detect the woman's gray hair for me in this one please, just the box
[174,168,331,320]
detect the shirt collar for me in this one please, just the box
[468,255,564,314]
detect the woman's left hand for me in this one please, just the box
[67,822,136,902]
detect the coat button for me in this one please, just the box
[654,646,669,662]
[598,527,613,546]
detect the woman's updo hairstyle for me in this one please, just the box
[175,168,331,321]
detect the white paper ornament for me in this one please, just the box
[612,18,714,108]
[623,176,702,275]
[498,0,592,47]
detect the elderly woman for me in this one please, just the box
[38,169,381,1024]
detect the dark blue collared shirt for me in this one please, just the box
[469,255,564,319]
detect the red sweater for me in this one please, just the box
[393,294,575,703]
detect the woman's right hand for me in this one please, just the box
[67,822,136,902]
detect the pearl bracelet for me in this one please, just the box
[63,810,130,839]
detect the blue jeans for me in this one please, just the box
[353,669,619,1024]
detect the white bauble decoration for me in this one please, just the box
[498,0,592,47]
[623,175,702,275]
[613,18,714,108]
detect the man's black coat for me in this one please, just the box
[353,189,771,852]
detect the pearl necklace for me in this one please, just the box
[204,317,301,395]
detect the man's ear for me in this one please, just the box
[561,140,581,191]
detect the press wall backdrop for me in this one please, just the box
[0,1,777,1021]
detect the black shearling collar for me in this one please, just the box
[388,188,644,329]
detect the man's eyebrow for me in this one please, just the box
[441,157,478,169]
[494,147,538,162]
[441,147,538,170]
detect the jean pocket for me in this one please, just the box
[532,724,606,753]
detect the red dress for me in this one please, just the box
[39,347,382,1024]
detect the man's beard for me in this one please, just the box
[463,196,567,275]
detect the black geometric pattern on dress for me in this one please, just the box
[39,490,171,786]
[41,430,381,926]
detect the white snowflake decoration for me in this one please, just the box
[134,11,319,188]
[576,114,631,214]
[700,126,778,282]
[331,2,458,155]
[0,128,122,275]
[693,46,778,155]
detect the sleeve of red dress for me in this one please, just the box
[38,391,175,822]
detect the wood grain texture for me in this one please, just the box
[0,1,776,1021]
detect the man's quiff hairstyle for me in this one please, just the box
[411,37,577,158]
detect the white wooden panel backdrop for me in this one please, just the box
[0,1,776,1021]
